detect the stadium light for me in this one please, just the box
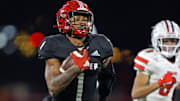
[2,25,17,40]
[0,32,8,49]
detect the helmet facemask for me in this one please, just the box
[67,10,93,38]
[154,37,180,58]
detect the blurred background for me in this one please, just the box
[0,0,180,101]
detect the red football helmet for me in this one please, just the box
[56,0,94,37]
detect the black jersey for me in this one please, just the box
[38,33,113,101]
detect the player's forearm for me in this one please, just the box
[131,82,160,99]
[50,65,80,94]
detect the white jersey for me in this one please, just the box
[133,48,180,101]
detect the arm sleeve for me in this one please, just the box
[98,60,115,101]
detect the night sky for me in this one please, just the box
[1,0,180,50]
[1,0,180,93]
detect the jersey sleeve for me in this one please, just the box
[133,49,152,75]
[38,34,77,61]
[38,37,56,59]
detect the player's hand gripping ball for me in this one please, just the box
[70,49,90,71]
[59,49,90,73]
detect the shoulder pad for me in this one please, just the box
[38,36,55,59]
[133,48,154,72]
[137,48,154,60]
[89,34,113,59]
[38,34,76,60]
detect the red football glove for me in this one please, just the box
[158,72,176,87]
[70,49,90,71]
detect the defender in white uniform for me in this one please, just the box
[131,20,180,101]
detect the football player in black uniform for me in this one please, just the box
[38,0,115,101]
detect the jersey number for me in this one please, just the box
[159,87,172,96]
[159,72,177,96]
[76,73,85,101]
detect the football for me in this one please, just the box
[59,56,74,73]
[59,50,84,73]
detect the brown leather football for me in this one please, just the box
[59,50,84,73]
[59,56,74,73]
